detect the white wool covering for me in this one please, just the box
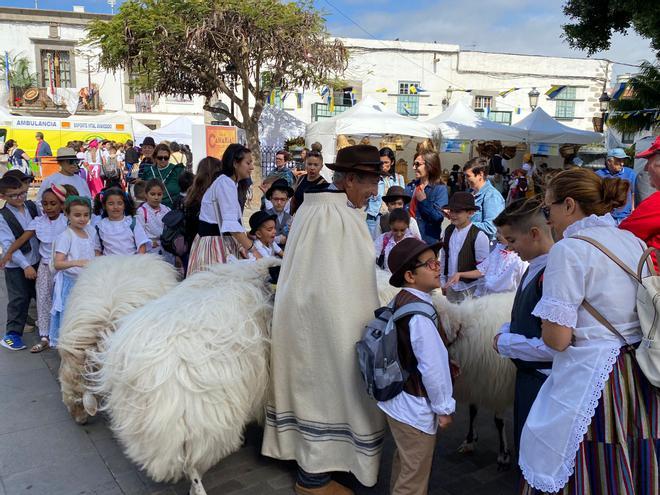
[91,258,279,484]
[58,254,179,424]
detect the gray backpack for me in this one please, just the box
[356,299,438,401]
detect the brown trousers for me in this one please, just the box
[387,416,437,495]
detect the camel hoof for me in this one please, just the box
[457,439,477,454]
[497,451,512,471]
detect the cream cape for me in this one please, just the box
[261,190,385,486]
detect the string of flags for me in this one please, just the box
[498,87,519,97]
[610,108,659,120]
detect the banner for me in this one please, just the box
[530,143,560,156]
[205,125,237,160]
[440,139,469,153]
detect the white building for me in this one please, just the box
[0,6,610,138]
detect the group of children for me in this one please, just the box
[380,195,555,494]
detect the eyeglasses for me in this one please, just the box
[541,199,564,220]
[413,161,425,169]
[411,258,441,271]
[5,191,27,200]
[155,156,170,161]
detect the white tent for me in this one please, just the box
[134,116,199,146]
[512,107,602,144]
[425,100,527,142]
[305,95,436,162]
[258,105,306,148]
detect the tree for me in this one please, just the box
[86,0,348,180]
[607,61,660,134]
[561,0,660,56]
[0,53,38,91]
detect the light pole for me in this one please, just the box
[528,87,540,111]
[598,91,611,126]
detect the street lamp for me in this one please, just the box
[598,91,611,113]
[528,87,540,110]
[446,86,453,103]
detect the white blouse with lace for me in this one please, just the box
[519,214,646,492]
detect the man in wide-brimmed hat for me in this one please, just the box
[262,145,386,495]
[37,147,91,203]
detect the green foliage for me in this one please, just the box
[562,0,660,55]
[0,53,38,90]
[608,61,660,133]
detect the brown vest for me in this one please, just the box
[443,224,481,283]
[394,290,451,398]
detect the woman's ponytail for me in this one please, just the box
[600,178,629,212]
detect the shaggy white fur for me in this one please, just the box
[90,258,279,491]
[57,254,179,424]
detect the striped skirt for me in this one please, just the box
[521,349,660,495]
[186,234,241,276]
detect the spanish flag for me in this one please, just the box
[545,85,566,99]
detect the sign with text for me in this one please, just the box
[206,125,238,160]
[530,143,560,156]
[440,139,469,153]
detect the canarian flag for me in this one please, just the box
[409,85,418,95]
[545,85,566,99]
[375,88,388,93]
[611,83,627,101]
[499,88,518,97]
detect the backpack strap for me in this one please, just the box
[572,235,640,283]
[381,233,391,257]
[25,200,38,219]
[637,247,659,278]
[443,224,455,277]
[95,224,104,252]
[392,301,438,324]
[581,300,634,350]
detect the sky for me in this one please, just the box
[3,0,656,80]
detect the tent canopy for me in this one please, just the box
[425,100,526,142]
[512,107,602,144]
[305,95,436,163]
[133,116,199,146]
[258,105,306,148]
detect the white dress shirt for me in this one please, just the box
[0,203,40,269]
[94,216,150,255]
[439,223,490,291]
[378,288,455,434]
[28,213,68,262]
[199,175,244,232]
[475,242,528,296]
[137,202,171,252]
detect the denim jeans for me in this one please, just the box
[4,265,37,336]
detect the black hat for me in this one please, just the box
[249,210,277,235]
[382,185,411,204]
[442,192,480,212]
[140,136,156,147]
[326,145,385,176]
[388,238,442,288]
[4,169,32,183]
[265,178,294,200]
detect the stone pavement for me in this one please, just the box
[0,277,519,495]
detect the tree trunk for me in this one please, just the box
[243,119,262,208]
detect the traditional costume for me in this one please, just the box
[262,146,386,491]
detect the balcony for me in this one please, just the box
[8,85,103,116]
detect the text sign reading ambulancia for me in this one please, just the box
[12,119,61,130]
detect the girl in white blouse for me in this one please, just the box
[187,144,261,275]
[136,179,173,263]
[519,168,659,495]
[93,187,150,255]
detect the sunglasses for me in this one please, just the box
[411,258,441,271]
[541,199,564,220]
[155,156,170,161]
[413,161,425,168]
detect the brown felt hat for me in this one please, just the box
[326,145,385,176]
[388,237,442,288]
[382,185,411,204]
[442,191,480,212]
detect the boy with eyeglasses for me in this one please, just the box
[380,237,454,495]
[264,179,294,247]
[0,176,40,350]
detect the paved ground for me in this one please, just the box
[0,277,519,495]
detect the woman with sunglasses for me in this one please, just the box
[138,143,185,209]
[519,168,659,495]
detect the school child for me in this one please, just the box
[93,187,150,255]
[0,184,74,352]
[171,171,194,211]
[440,192,490,303]
[248,210,283,259]
[49,195,99,348]
[0,175,40,350]
[491,197,556,456]
[375,185,421,239]
[264,179,293,247]
[373,208,416,271]
[380,237,455,495]
[131,179,147,209]
[136,179,173,262]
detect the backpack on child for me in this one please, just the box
[573,235,660,388]
[356,299,438,401]
[160,209,187,257]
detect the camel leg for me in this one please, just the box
[188,468,208,495]
[457,404,479,454]
[494,415,512,471]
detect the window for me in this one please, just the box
[334,87,355,107]
[311,102,350,121]
[397,81,420,117]
[40,50,72,88]
[475,109,512,125]
[621,131,635,144]
[473,95,492,110]
[554,86,577,120]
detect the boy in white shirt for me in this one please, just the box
[248,210,283,259]
[380,237,454,495]
[440,192,490,303]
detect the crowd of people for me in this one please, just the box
[0,130,658,495]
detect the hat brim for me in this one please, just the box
[56,156,79,162]
[382,194,411,204]
[326,162,387,176]
[265,185,294,200]
[389,241,442,288]
[441,203,480,212]
[249,214,278,235]
[636,148,659,159]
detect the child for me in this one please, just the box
[380,237,454,495]
[440,192,490,303]
[137,179,173,262]
[49,196,99,348]
[101,144,124,189]
[94,187,150,255]
[0,175,40,350]
[172,171,194,211]
[248,210,283,259]
[373,208,415,271]
[375,185,421,239]
[264,179,293,247]
[0,184,75,352]
[131,179,147,208]
[491,197,556,457]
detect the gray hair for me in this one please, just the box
[332,171,347,183]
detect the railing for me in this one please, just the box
[8,86,102,112]
[311,102,351,121]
